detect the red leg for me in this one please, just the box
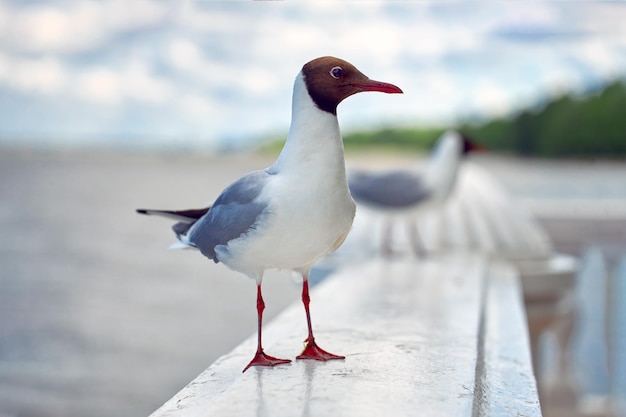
[243,284,291,372]
[296,277,345,361]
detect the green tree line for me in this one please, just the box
[340,81,625,158]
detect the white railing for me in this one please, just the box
[149,254,541,417]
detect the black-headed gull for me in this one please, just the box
[348,131,484,256]
[137,56,402,371]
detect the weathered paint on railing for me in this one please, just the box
[149,254,541,417]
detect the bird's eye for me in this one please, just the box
[329,66,343,79]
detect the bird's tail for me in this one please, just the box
[135,207,210,222]
[136,206,210,249]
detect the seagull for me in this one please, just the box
[348,131,484,257]
[137,56,402,372]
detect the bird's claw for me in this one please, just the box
[243,350,291,372]
[297,338,345,361]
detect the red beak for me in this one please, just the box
[351,79,403,94]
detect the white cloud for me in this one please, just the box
[100,0,168,33]
[491,2,558,32]
[577,40,626,79]
[122,61,176,104]
[240,68,279,96]
[173,2,251,35]
[0,53,7,81]
[541,66,586,98]
[472,82,515,118]
[178,93,217,118]
[70,61,178,106]
[0,1,624,148]
[2,0,167,54]
[5,4,102,53]
[166,38,204,72]
[1,55,68,95]
[74,67,122,105]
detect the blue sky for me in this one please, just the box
[1,1,625,151]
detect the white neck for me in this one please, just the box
[423,132,462,198]
[270,73,345,175]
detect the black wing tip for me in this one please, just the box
[135,207,211,221]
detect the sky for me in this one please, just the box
[0,1,625,151]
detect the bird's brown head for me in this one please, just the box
[301,56,403,115]
[460,133,488,155]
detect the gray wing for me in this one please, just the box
[186,170,273,262]
[349,170,431,208]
